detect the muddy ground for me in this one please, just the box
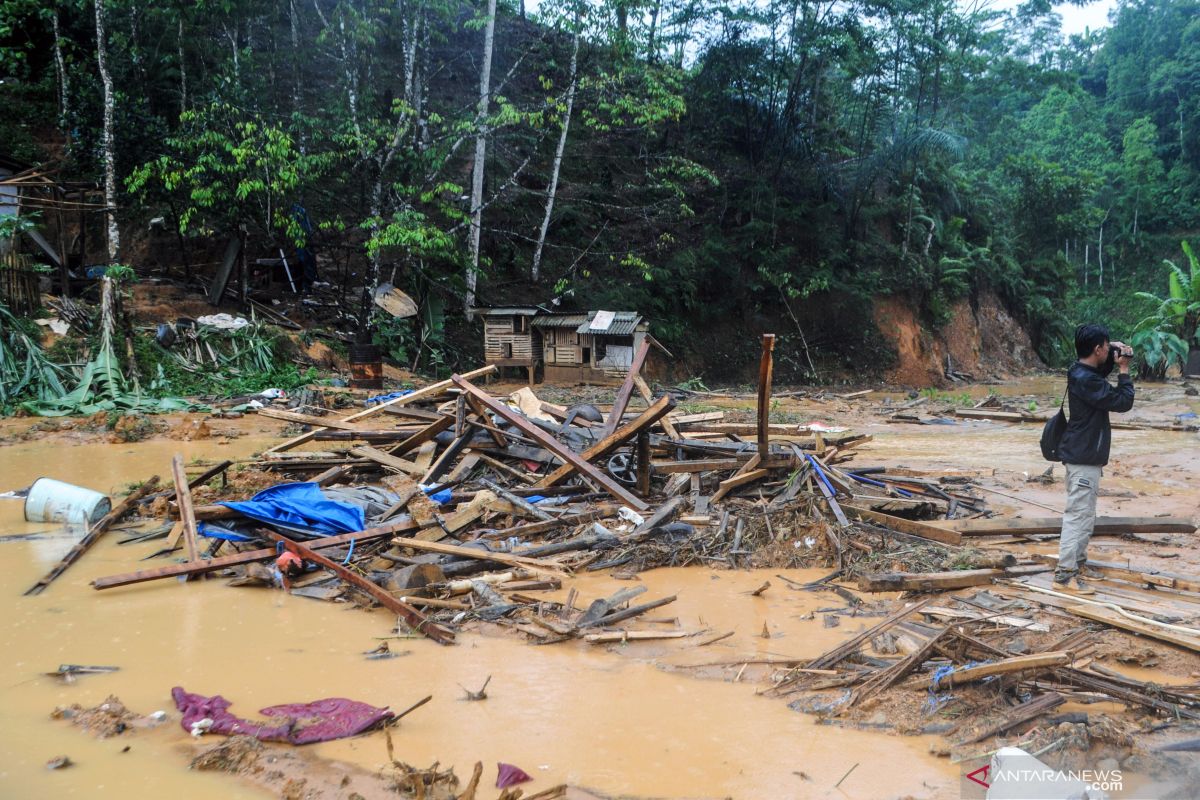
[1,374,1198,799]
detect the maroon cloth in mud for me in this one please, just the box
[172,687,393,744]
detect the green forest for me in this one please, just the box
[2,0,1199,381]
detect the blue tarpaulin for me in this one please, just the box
[219,483,365,536]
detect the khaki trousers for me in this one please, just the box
[1055,464,1102,582]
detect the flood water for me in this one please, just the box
[0,434,962,798]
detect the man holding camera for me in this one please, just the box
[1054,324,1136,594]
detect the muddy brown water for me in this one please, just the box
[0,436,959,798]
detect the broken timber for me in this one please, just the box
[953,516,1197,536]
[599,338,651,439]
[261,530,454,645]
[92,521,417,590]
[452,375,648,510]
[757,333,775,459]
[267,364,496,454]
[537,394,675,488]
[857,568,1003,593]
[842,504,963,545]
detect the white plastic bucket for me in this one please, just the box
[23,478,111,525]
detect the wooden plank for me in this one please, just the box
[350,445,424,477]
[710,469,768,503]
[465,393,508,447]
[580,595,677,628]
[256,407,368,431]
[481,507,619,540]
[261,531,453,645]
[453,375,647,510]
[757,333,776,459]
[439,490,496,534]
[649,458,743,473]
[423,433,472,484]
[599,339,652,439]
[536,394,675,488]
[171,456,200,564]
[635,376,679,439]
[1066,604,1200,653]
[1072,558,1200,594]
[92,521,417,590]
[954,517,1197,536]
[24,476,162,596]
[959,693,1066,744]
[842,504,963,545]
[390,536,569,577]
[585,631,693,644]
[266,364,496,454]
[940,652,1071,687]
[857,569,1003,593]
[668,411,726,425]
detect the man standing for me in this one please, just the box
[1054,324,1135,594]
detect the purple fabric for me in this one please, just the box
[172,687,393,745]
[496,762,532,788]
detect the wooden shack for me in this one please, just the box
[534,310,650,385]
[474,306,544,383]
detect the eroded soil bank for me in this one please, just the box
[1,375,1198,799]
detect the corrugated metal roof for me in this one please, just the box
[473,306,541,317]
[574,310,642,335]
[531,313,590,328]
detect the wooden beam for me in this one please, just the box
[266,364,496,453]
[600,339,652,439]
[452,375,647,510]
[391,536,569,577]
[650,458,744,473]
[757,333,776,459]
[940,652,1071,687]
[537,394,675,488]
[171,456,200,564]
[1065,604,1200,653]
[465,393,508,447]
[92,521,417,590]
[257,407,370,431]
[856,568,1003,592]
[481,507,619,540]
[24,476,161,596]
[350,445,424,477]
[960,693,1065,744]
[261,531,454,645]
[954,517,1197,536]
[634,375,679,439]
[710,468,768,504]
[842,504,963,545]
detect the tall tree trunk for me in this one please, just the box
[289,0,301,113]
[466,0,497,311]
[531,24,579,283]
[95,0,120,262]
[177,15,188,113]
[52,9,70,129]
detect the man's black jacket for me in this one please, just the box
[1058,360,1135,466]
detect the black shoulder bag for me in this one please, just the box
[1039,384,1069,461]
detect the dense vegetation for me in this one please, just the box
[2,0,1199,380]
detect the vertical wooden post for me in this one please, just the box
[636,431,651,496]
[171,455,200,564]
[757,333,776,460]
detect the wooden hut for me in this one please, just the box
[474,306,544,384]
[534,310,650,385]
